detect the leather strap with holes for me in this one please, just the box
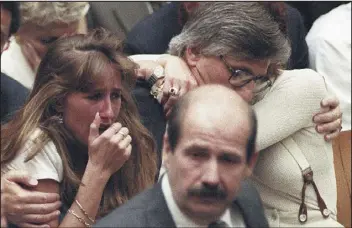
[281,137,330,223]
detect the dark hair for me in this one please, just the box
[167,92,257,164]
[1,2,20,35]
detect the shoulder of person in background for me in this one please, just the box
[285,3,309,70]
[1,72,29,123]
[123,2,183,55]
[286,1,346,31]
[132,78,166,177]
[306,2,351,131]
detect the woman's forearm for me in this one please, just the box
[59,162,110,227]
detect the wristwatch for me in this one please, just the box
[147,65,165,88]
[150,79,165,102]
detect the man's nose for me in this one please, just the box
[202,159,220,187]
[235,81,255,103]
[245,80,256,90]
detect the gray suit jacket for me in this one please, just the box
[88,2,152,40]
[94,179,269,227]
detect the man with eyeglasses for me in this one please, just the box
[130,2,343,226]
[131,2,342,155]
[219,55,273,100]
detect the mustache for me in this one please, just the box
[188,185,227,200]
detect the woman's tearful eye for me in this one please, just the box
[111,92,121,100]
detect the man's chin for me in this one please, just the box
[184,199,227,221]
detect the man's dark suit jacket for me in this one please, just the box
[124,2,309,70]
[94,179,269,227]
[132,80,166,178]
[1,72,29,123]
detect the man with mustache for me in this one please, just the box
[95,84,267,227]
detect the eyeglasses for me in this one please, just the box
[219,55,272,93]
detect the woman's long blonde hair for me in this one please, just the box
[1,28,157,217]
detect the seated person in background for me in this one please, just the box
[124,2,309,70]
[95,84,268,227]
[306,2,351,133]
[306,3,351,227]
[287,1,346,32]
[1,2,90,89]
[0,2,19,52]
[1,5,37,227]
[1,29,157,227]
[0,2,344,227]
[0,2,29,122]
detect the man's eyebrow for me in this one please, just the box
[237,67,255,76]
[219,152,243,161]
[184,144,209,153]
[236,66,269,78]
[227,59,268,78]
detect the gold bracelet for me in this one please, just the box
[68,209,91,227]
[75,199,96,224]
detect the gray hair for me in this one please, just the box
[168,2,291,65]
[20,2,90,27]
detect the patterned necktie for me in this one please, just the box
[208,220,229,228]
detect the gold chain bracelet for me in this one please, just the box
[68,209,91,227]
[75,199,96,224]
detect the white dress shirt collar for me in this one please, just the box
[161,173,234,227]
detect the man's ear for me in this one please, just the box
[184,47,201,67]
[244,151,259,178]
[162,131,172,169]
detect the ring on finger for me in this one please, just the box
[168,87,179,96]
[117,131,127,138]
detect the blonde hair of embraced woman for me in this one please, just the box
[1,29,157,217]
[19,2,90,27]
